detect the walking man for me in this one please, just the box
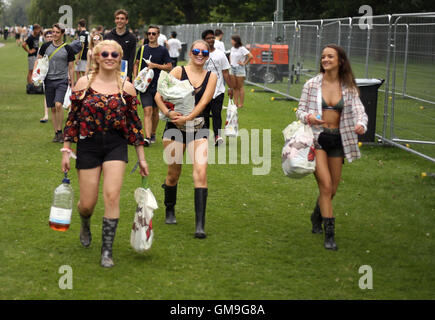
[75,19,89,81]
[37,23,75,143]
[202,30,233,146]
[22,24,41,85]
[104,9,137,81]
[167,31,182,68]
[133,25,172,146]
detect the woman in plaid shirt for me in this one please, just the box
[296,44,368,251]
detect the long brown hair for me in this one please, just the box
[320,44,358,93]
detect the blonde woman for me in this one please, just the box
[85,33,103,75]
[62,40,149,267]
[155,40,217,238]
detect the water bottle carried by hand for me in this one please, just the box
[49,172,74,232]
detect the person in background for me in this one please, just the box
[37,23,75,143]
[104,9,137,81]
[296,44,368,251]
[214,29,225,52]
[202,29,233,146]
[133,25,172,146]
[229,35,253,108]
[167,31,182,68]
[75,19,90,81]
[155,40,217,238]
[62,40,148,268]
[22,24,41,85]
[39,29,53,123]
[85,33,103,75]
[158,31,168,47]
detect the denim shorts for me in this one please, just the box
[76,131,128,169]
[229,65,246,77]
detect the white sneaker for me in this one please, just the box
[215,135,224,146]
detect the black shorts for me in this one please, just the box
[44,79,68,108]
[76,131,128,170]
[140,88,157,108]
[315,128,345,158]
[163,121,209,145]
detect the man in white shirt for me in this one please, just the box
[202,30,233,146]
[167,31,182,67]
[214,29,225,52]
[158,32,168,47]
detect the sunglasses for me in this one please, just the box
[93,36,101,42]
[192,49,209,57]
[99,51,120,59]
[147,32,157,36]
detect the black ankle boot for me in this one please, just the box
[194,188,208,239]
[323,217,338,251]
[311,202,323,234]
[79,214,92,248]
[101,217,119,267]
[162,183,177,224]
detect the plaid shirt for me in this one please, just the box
[296,73,368,163]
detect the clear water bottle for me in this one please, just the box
[49,172,73,232]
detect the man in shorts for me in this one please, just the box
[75,19,89,81]
[133,25,172,146]
[167,31,182,68]
[37,23,75,143]
[22,24,41,85]
[202,30,233,146]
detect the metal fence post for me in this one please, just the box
[402,23,409,98]
[382,14,393,140]
[364,27,371,78]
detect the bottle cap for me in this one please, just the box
[62,172,70,184]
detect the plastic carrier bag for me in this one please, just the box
[32,55,49,86]
[63,86,72,110]
[224,99,238,137]
[157,71,203,132]
[134,67,154,93]
[281,121,316,178]
[130,177,157,253]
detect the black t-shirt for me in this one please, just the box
[135,45,172,89]
[25,34,39,57]
[77,30,89,61]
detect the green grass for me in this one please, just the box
[1,38,435,300]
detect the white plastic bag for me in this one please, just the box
[224,99,238,137]
[157,71,195,117]
[281,121,316,178]
[134,67,154,93]
[130,177,157,253]
[32,55,49,86]
[63,86,72,110]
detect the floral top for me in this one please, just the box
[64,87,145,146]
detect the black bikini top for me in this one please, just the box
[322,96,344,112]
[181,66,211,106]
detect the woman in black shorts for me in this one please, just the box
[155,40,217,239]
[62,40,149,267]
[296,44,368,251]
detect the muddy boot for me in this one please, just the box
[79,214,92,248]
[323,217,338,251]
[101,217,119,268]
[311,202,323,234]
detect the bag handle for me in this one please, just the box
[138,45,145,73]
[49,43,67,60]
[141,176,149,189]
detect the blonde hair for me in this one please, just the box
[81,40,126,104]
[89,32,103,52]
[188,40,210,66]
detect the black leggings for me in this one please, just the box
[203,93,225,138]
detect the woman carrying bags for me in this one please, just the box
[155,40,217,239]
[296,44,368,251]
[62,40,149,268]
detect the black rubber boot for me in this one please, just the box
[101,217,119,268]
[162,183,177,224]
[79,214,92,248]
[194,188,208,239]
[323,217,338,251]
[310,201,323,234]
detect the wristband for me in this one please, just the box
[60,148,77,159]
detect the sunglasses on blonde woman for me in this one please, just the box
[191,48,209,57]
[99,51,120,59]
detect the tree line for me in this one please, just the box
[1,0,434,28]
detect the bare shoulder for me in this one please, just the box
[170,66,183,80]
[123,81,137,96]
[73,76,90,91]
